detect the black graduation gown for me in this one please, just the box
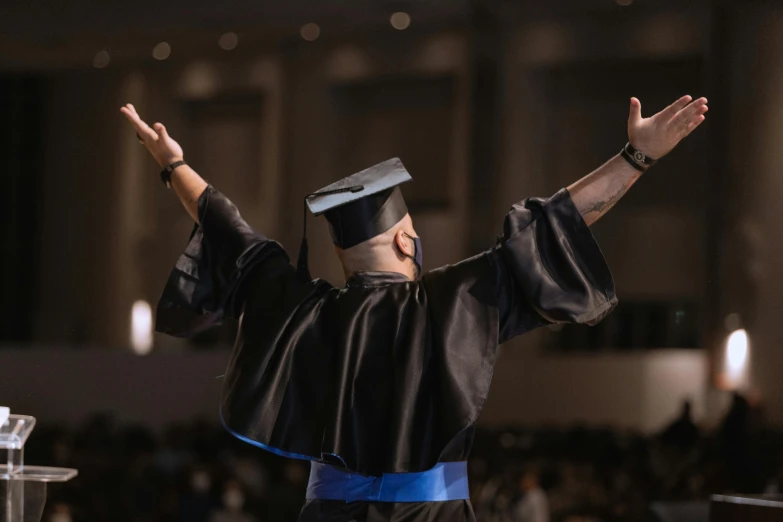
[156,186,617,522]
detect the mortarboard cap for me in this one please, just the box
[297,158,412,280]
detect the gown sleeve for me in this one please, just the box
[495,187,617,343]
[155,185,290,338]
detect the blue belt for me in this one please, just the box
[306,461,470,503]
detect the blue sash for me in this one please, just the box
[306,461,470,503]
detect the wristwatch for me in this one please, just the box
[160,160,187,188]
[621,142,657,172]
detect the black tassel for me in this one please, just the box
[297,236,311,281]
[297,196,312,281]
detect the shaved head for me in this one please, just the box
[335,213,419,281]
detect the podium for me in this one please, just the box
[710,494,783,522]
[1,413,78,522]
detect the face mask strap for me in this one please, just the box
[402,232,423,275]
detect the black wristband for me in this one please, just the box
[620,148,647,172]
[623,142,657,168]
[160,160,187,188]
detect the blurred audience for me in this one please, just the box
[514,470,549,522]
[659,400,699,450]
[209,480,256,522]
[26,393,781,522]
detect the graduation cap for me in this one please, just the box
[297,158,412,280]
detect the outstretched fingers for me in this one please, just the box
[120,103,158,142]
[670,97,708,127]
[666,98,707,140]
[657,95,693,122]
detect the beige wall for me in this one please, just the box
[483,338,709,433]
[0,347,707,433]
[0,348,226,428]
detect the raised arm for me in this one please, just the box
[567,95,708,226]
[119,104,286,336]
[120,104,207,223]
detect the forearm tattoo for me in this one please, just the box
[577,178,634,224]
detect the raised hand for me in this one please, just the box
[120,103,184,168]
[628,95,708,160]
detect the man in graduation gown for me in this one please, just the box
[120,94,708,522]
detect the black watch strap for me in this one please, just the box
[621,142,657,172]
[160,160,187,188]
[621,148,646,172]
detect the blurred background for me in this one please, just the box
[2,0,783,520]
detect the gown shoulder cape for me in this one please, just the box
[156,186,617,477]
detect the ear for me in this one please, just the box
[394,229,415,258]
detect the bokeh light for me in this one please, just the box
[152,42,171,60]
[722,329,750,390]
[92,50,110,69]
[130,300,153,355]
[726,329,748,375]
[390,12,412,30]
[300,23,321,42]
[219,32,239,51]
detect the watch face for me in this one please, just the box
[634,151,645,162]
